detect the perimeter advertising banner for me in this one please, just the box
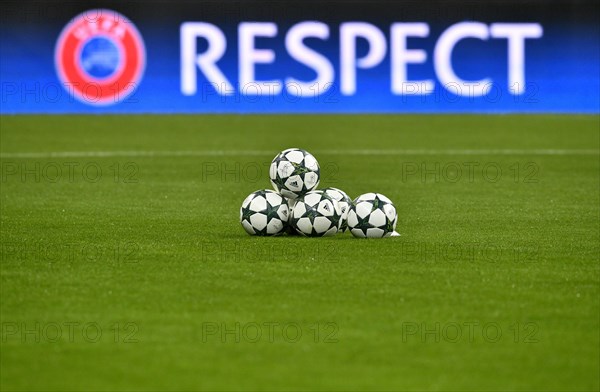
[1,0,598,113]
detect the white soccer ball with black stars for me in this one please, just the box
[322,187,352,232]
[347,193,398,238]
[269,148,320,199]
[291,190,342,237]
[284,197,300,235]
[240,190,289,236]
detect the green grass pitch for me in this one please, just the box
[0,114,598,391]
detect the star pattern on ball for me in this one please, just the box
[352,213,374,233]
[323,187,352,232]
[371,196,389,211]
[240,190,289,236]
[245,151,398,239]
[240,204,255,222]
[291,161,310,175]
[269,148,321,199]
[348,193,398,238]
[265,200,284,222]
[291,191,342,237]
[384,217,395,232]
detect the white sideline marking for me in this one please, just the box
[0,149,597,159]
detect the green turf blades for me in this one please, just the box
[0,114,598,391]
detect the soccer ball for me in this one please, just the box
[347,193,398,238]
[269,148,320,199]
[291,190,342,237]
[322,187,352,232]
[240,190,289,236]
[284,197,300,235]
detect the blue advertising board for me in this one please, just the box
[0,1,598,113]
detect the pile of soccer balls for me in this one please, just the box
[240,148,399,238]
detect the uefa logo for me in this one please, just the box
[55,9,146,106]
